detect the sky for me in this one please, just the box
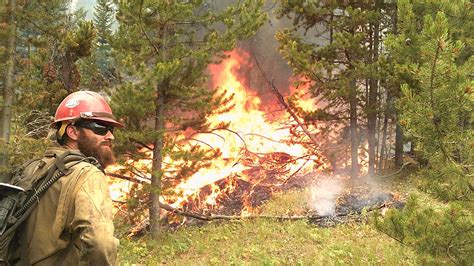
[69,0,96,19]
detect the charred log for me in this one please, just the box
[124,199,403,237]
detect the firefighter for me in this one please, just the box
[18,91,122,265]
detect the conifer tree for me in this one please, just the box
[15,1,95,113]
[92,0,114,76]
[399,7,472,200]
[0,0,16,174]
[390,0,473,201]
[79,0,116,91]
[275,1,392,179]
[375,1,473,263]
[112,0,266,237]
[94,0,114,47]
[0,1,96,167]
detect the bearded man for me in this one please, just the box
[17,91,122,265]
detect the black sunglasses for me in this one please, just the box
[74,121,114,136]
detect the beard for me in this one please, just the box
[77,133,116,168]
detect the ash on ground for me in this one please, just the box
[309,187,404,227]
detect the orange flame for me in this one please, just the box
[108,49,329,215]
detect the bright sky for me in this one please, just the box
[69,0,79,11]
[69,0,96,19]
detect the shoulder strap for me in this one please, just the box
[13,151,99,219]
[52,161,99,238]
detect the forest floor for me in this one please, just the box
[116,171,441,265]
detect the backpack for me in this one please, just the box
[0,150,100,265]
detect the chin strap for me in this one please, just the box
[56,122,70,143]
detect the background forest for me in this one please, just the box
[0,0,472,264]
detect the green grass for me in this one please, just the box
[118,220,422,265]
[117,178,431,265]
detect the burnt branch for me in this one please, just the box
[130,138,154,151]
[281,160,310,185]
[107,173,149,185]
[126,201,399,236]
[251,54,320,149]
[185,130,226,143]
[212,127,247,151]
[19,110,51,138]
[244,133,291,145]
[183,137,218,151]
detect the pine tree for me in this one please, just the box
[78,0,116,91]
[94,0,114,46]
[15,1,95,113]
[112,0,266,238]
[0,0,16,175]
[0,1,96,169]
[93,0,114,76]
[400,15,471,182]
[374,194,473,264]
[275,1,393,179]
[375,1,473,263]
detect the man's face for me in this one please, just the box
[76,121,116,168]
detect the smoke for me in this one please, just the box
[207,0,306,106]
[310,178,343,216]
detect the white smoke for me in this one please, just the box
[310,178,343,216]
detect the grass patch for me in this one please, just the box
[119,220,422,265]
[117,177,429,265]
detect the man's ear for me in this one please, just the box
[65,125,79,141]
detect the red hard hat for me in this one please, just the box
[54,91,124,128]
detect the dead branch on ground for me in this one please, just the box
[162,201,395,221]
[125,201,400,237]
[375,162,411,178]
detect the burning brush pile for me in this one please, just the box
[106,50,403,232]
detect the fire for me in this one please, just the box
[107,49,329,217]
[289,78,318,113]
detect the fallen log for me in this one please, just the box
[161,201,398,221]
[125,201,402,237]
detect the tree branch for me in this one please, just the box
[130,138,154,151]
[138,0,161,56]
[375,162,411,178]
[252,54,321,148]
[106,172,149,184]
[429,39,455,164]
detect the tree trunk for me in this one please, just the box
[0,0,16,175]
[394,116,404,168]
[375,97,382,170]
[150,83,166,239]
[330,13,333,44]
[367,83,377,175]
[57,54,79,93]
[391,0,404,168]
[349,79,359,179]
[367,0,380,176]
[378,107,389,172]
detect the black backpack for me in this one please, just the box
[0,150,100,265]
